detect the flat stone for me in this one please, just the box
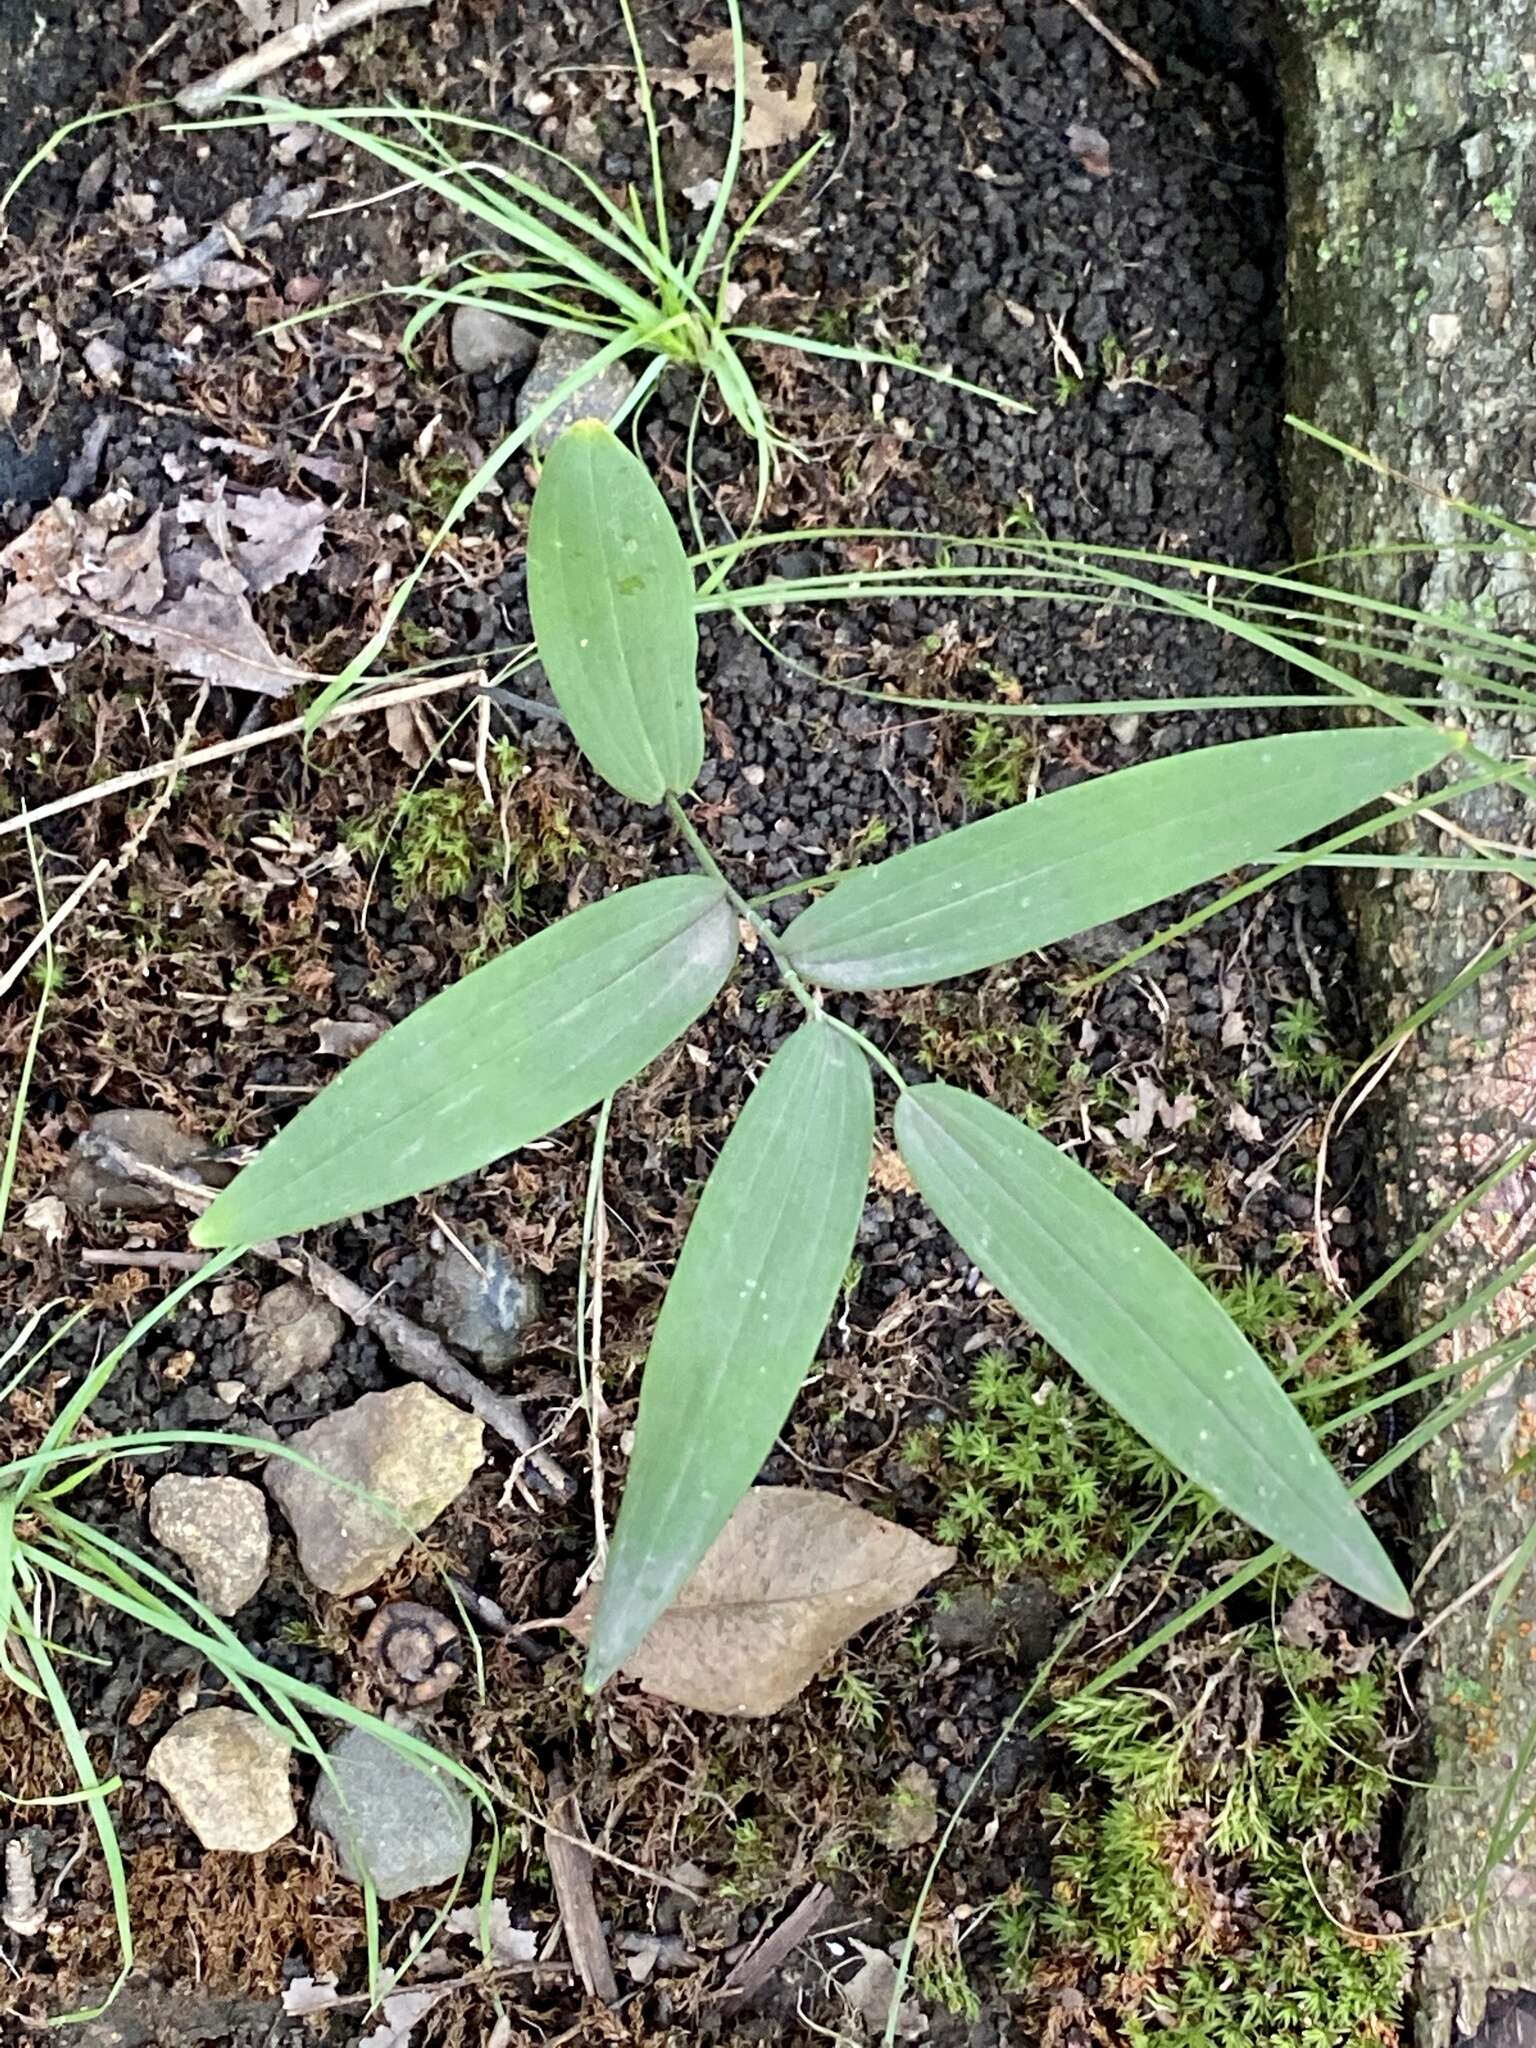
[59,1109,221,1217]
[310,1727,472,1899]
[514,330,636,454]
[450,303,537,376]
[149,1474,270,1617]
[146,1707,295,1853]
[422,1238,540,1370]
[265,1384,483,1597]
[243,1281,343,1399]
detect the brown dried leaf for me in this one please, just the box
[385,697,432,767]
[870,1143,916,1196]
[97,582,301,697]
[80,511,165,613]
[681,33,818,149]
[281,1975,340,2017]
[0,635,77,673]
[566,1487,953,1715]
[226,487,327,591]
[359,1987,451,2047]
[742,64,817,150]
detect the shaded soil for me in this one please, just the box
[1,1,1406,2043]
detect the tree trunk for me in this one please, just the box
[1280,7,1536,2042]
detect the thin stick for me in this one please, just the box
[174,0,431,116]
[66,1131,574,1498]
[0,669,486,843]
[1061,0,1161,89]
[0,861,108,1002]
[576,1098,613,1563]
[300,1251,575,1501]
[544,1775,619,2005]
[81,1249,212,1273]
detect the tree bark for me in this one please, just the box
[1280,7,1536,2042]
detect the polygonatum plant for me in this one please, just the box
[194,422,1452,1685]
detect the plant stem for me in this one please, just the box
[663,794,907,1092]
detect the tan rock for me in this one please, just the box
[265,1384,484,1596]
[146,1707,294,1852]
[149,1474,270,1616]
[243,1281,343,1398]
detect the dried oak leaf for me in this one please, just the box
[566,1486,953,1716]
[681,32,818,149]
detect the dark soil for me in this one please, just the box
[2,2,1403,2043]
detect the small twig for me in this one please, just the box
[720,1883,834,2000]
[1061,0,1160,89]
[300,1252,575,1501]
[301,1963,575,2010]
[81,1247,213,1272]
[175,0,432,116]
[576,1099,614,1563]
[544,1774,620,2005]
[67,1134,573,1500]
[0,860,108,1004]
[0,669,486,842]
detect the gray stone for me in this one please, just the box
[265,1384,483,1596]
[423,1237,540,1370]
[514,330,636,453]
[149,1474,270,1617]
[59,1108,222,1217]
[449,303,537,376]
[243,1281,343,1399]
[146,1707,295,1853]
[310,1727,471,1899]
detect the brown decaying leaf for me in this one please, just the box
[100,584,301,696]
[0,483,321,694]
[565,1487,954,1716]
[678,32,818,150]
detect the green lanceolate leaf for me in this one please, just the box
[781,727,1453,990]
[894,1083,1411,1616]
[586,1018,874,1689]
[192,878,737,1246]
[526,420,703,805]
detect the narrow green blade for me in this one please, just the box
[527,420,703,805]
[894,1083,1411,1616]
[192,878,736,1246]
[781,727,1452,990]
[586,1018,874,1687]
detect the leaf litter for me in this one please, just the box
[664,33,819,150]
[0,478,325,695]
[565,1487,953,1715]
